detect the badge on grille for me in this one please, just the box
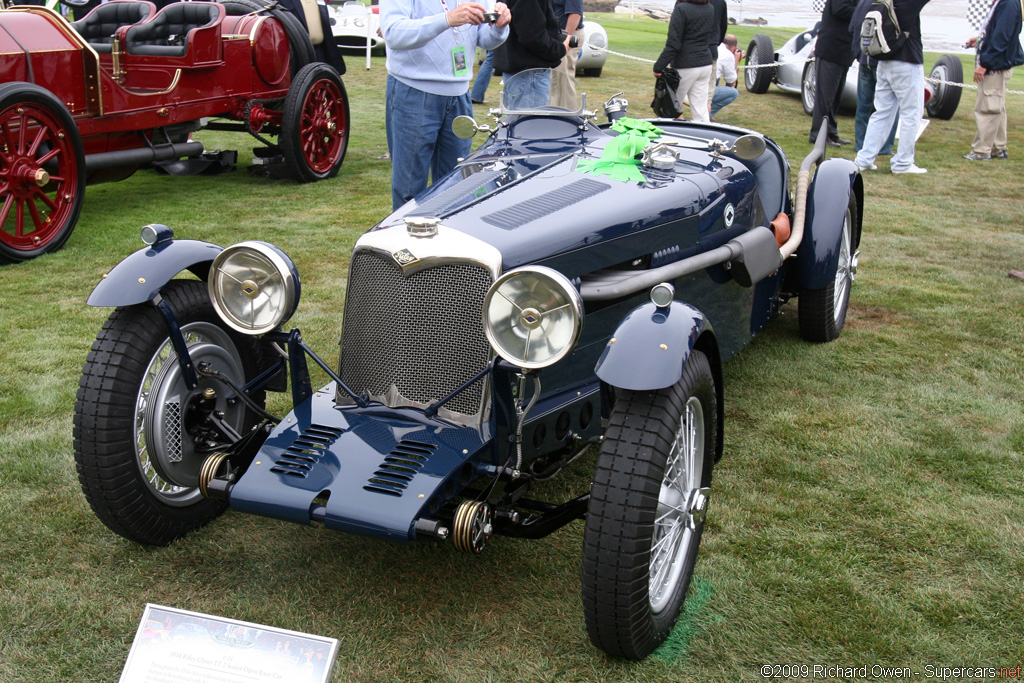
[392,249,418,266]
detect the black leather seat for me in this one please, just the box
[70,0,156,54]
[124,2,222,57]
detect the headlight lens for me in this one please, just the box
[483,266,583,369]
[209,241,300,335]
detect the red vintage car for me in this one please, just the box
[0,0,349,263]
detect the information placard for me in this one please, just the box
[120,604,338,683]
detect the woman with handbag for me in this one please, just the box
[652,0,715,122]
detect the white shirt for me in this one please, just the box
[716,44,737,85]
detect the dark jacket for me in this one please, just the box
[707,0,728,60]
[979,0,1024,72]
[888,0,931,64]
[653,1,715,73]
[493,0,566,75]
[849,0,930,64]
[815,0,856,67]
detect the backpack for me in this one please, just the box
[860,0,907,59]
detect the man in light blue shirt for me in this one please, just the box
[381,0,510,209]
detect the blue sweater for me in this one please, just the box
[381,0,509,96]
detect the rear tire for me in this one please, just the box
[798,194,857,343]
[281,62,350,182]
[582,351,717,659]
[582,67,603,78]
[0,82,85,264]
[801,60,816,116]
[744,34,775,94]
[74,280,264,545]
[926,54,963,120]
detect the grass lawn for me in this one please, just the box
[1,13,1022,682]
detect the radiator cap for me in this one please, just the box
[405,216,440,238]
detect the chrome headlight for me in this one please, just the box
[483,266,583,370]
[209,241,300,335]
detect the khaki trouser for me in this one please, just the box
[551,27,585,109]
[971,68,1012,155]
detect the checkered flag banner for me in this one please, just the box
[812,0,825,12]
[967,0,991,30]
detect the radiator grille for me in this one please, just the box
[338,251,494,418]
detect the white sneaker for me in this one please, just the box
[893,164,928,174]
[855,162,877,172]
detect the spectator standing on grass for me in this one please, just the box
[380,0,510,209]
[551,0,584,108]
[852,53,898,155]
[710,34,743,119]
[809,0,857,146]
[853,0,933,175]
[493,0,566,110]
[962,0,1024,161]
[653,0,715,123]
[705,0,728,116]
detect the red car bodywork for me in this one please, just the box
[0,2,348,263]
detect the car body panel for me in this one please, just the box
[799,158,861,290]
[87,239,222,306]
[594,300,710,391]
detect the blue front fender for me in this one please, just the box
[595,300,713,391]
[798,158,862,290]
[87,239,223,307]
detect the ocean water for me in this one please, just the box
[621,0,1000,54]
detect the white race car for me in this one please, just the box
[744,27,963,120]
[326,0,383,53]
[576,21,608,78]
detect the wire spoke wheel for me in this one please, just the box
[649,396,704,614]
[582,350,717,659]
[0,84,84,263]
[74,281,264,546]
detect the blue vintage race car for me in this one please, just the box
[74,74,862,659]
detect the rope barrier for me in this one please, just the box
[604,48,1024,96]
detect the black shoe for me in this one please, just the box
[471,99,484,104]
[825,139,842,148]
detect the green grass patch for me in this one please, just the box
[1,13,1022,682]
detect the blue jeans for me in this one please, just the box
[502,69,551,110]
[471,50,494,103]
[855,61,925,172]
[385,75,472,210]
[710,85,737,118]
[855,61,896,155]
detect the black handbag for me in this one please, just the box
[651,68,682,118]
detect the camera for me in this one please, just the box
[561,30,579,48]
[482,11,498,23]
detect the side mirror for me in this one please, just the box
[453,115,481,140]
[730,134,767,160]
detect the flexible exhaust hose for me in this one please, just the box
[780,119,830,260]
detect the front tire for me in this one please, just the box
[744,34,775,94]
[798,194,858,343]
[73,280,264,546]
[281,62,350,183]
[582,350,718,659]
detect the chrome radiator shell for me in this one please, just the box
[336,224,503,423]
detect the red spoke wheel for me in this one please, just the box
[281,63,350,183]
[0,83,85,264]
